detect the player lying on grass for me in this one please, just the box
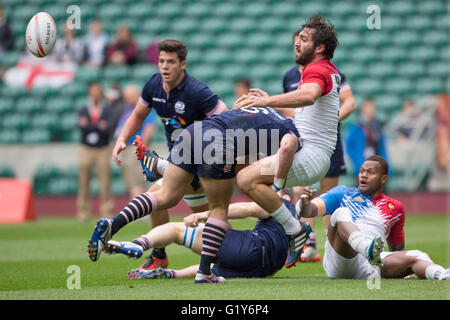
[297,155,450,280]
[105,195,310,280]
[89,106,310,283]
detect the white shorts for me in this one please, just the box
[323,240,389,279]
[285,144,331,188]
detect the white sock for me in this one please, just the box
[157,159,169,175]
[425,264,445,280]
[271,203,301,236]
[347,231,373,257]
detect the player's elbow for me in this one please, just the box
[302,92,317,106]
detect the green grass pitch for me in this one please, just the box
[0,215,448,300]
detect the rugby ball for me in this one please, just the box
[25,12,57,58]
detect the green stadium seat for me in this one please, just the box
[128,4,153,20]
[76,67,101,83]
[59,113,78,131]
[219,64,248,81]
[22,128,51,144]
[397,62,427,78]
[338,32,361,48]
[249,65,278,82]
[242,3,270,19]
[350,47,378,63]
[367,62,396,79]
[393,31,420,48]
[259,19,285,33]
[410,46,438,62]
[0,129,20,144]
[16,97,44,114]
[387,1,415,16]
[0,165,15,177]
[416,78,445,95]
[0,51,20,67]
[427,61,449,78]
[140,19,167,34]
[99,4,126,20]
[41,4,67,21]
[203,49,233,66]
[45,96,74,114]
[30,113,59,132]
[130,64,158,82]
[375,94,402,113]
[1,86,27,99]
[184,3,211,18]
[200,18,227,34]
[102,66,130,82]
[207,81,234,99]
[61,129,81,142]
[234,48,261,65]
[60,83,89,98]
[0,98,14,115]
[228,19,258,34]
[353,78,384,96]
[384,78,414,96]
[157,3,185,19]
[188,33,216,50]
[215,33,245,50]
[170,18,201,35]
[189,65,217,83]
[380,47,408,63]
[362,31,390,48]
[418,1,445,15]
[422,30,448,47]
[112,178,127,195]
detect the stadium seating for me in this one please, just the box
[0,0,447,194]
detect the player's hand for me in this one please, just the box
[112,139,127,165]
[233,94,268,109]
[300,186,317,206]
[184,213,200,227]
[248,88,269,97]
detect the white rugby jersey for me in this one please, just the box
[294,59,341,157]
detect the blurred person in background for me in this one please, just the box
[234,78,252,99]
[435,94,450,172]
[114,84,156,199]
[144,38,160,65]
[392,100,420,144]
[105,82,125,133]
[346,98,389,181]
[282,28,357,263]
[106,25,138,66]
[51,24,85,65]
[84,20,108,67]
[77,83,114,222]
[0,4,14,54]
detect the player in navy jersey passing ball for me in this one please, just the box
[88,40,228,273]
[297,155,450,280]
[282,28,356,263]
[89,104,309,283]
[104,196,309,280]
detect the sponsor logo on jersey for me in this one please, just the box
[152,97,166,103]
[175,101,186,114]
[353,196,364,202]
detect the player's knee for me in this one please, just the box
[406,250,432,263]
[236,170,254,193]
[330,207,353,228]
[279,134,298,156]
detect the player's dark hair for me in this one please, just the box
[157,39,188,62]
[301,14,338,60]
[366,155,389,175]
[292,28,302,43]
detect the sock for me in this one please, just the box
[425,264,445,280]
[111,192,157,235]
[199,217,229,275]
[347,231,372,256]
[157,159,169,175]
[166,269,182,278]
[133,235,154,251]
[305,232,316,249]
[152,247,166,259]
[271,203,301,236]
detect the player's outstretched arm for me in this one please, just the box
[234,83,322,110]
[296,187,327,218]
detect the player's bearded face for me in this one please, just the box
[295,28,316,66]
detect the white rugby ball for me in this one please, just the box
[25,12,57,58]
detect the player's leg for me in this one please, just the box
[77,145,94,222]
[195,177,234,283]
[88,163,193,261]
[328,207,384,266]
[95,145,114,219]
[380,250,448,280]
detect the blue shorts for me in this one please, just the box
[212,230,267,278]
[168,122,237,180]
[325,130,347,178]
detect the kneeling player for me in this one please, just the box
[297,155,450,280]
[105,196,310,280]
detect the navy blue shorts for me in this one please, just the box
[212,230,266,278]
[325,130,347,178]
[168,122,237,180]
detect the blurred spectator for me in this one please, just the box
[51,24,85,64]
[77,83,114,222]
[346,98,389,177]
[393,100,420,143]
[235,78,252,98]
[84,20,108,67]
[0,4,14,53]
[105,82,125,132]
[106,25,137,66]
[144,38,160,65]
[114,84,156,198]
[436,94,450,171]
